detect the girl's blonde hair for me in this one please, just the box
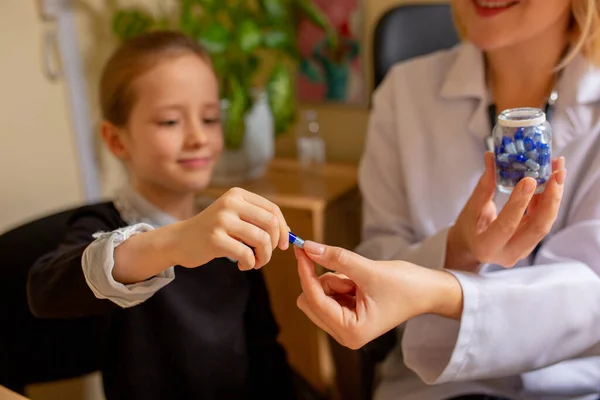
[100,31,213,127]
[452,0,600,67]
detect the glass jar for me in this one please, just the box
[493,107,552,194]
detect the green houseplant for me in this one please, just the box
[111,0,336,182]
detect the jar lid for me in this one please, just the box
[497,107,546,128]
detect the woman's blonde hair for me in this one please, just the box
[452,0,600,67]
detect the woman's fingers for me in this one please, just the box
[296,293,343,344]
[465,152,497,218]
[472,177,535,262]
[505,167,566,262]
[295,247,341,322]
[319,272,356,297]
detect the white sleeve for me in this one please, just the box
[403,168,600,383]
[82,223,175,308]
[356,72,449,268]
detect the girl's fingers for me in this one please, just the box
[235,201,280,252]
[227,218,272,269]
[217,232,256,271]
[240,190,290,250]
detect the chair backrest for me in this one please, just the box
[0,207,103,394]
[373,3,460,89]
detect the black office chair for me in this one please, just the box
[0,207,104,394]
[373,3,461,89]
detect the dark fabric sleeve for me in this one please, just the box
[244,269,297,400]
[27,205,122,318]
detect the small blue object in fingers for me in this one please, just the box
[289,232,305,249]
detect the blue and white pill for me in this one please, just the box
[512,163,528,171]
[525,170,539,179]
[524,137,535,151]
[514,128,525,141]
[538,152,550,166]
[527,150,538,160]
[508,153,527,163]
[525,159,540,171]
[505,142,517,155]
[497,153,510,163]
[289,232,305,249]
[515,140,525,153]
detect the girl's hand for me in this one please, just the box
[446,153,566,271]
[172,187,289,270]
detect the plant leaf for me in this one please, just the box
[294,0,338,48]
[299,58,324,82]
[198,22,231,54]
[237,19,262,53]
[258,0,289,20]
[267,61,295,135]
[224,76,248,149]
[112,9,154,42]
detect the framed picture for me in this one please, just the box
[296,0,366,106]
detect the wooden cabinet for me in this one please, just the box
[198,159,362,398]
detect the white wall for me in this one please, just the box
[0,1,83,232]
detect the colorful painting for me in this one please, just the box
[297,0,365,105]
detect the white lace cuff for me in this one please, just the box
[82,223,175,308]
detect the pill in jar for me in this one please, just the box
[493,107,552,194]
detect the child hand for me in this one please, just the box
[173,187,290,270]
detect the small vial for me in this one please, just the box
[296,110,326,168]
[493,107,552,194]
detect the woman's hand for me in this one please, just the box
[170,187,289,271]
[446,153,566,271]
[294,242,463,350]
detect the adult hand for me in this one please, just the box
[446,153,566,271]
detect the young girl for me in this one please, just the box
[27,31,296,399]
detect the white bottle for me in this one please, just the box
[296,110,326,168]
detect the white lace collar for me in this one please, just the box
[113,186,179,228]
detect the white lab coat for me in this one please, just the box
[357,42,600,400]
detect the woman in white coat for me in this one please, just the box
[294,0,600,399]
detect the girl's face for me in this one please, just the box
[105,53,223,196]
[452,0,572,51]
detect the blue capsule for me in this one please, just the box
[499,169,511,179]
[289,232,305,248]
[508,153,527,163]
[505,142,517,155]
[527,150,538,160]
[514,128,525,141]
[524,137,535,151]
[538,151,550,166]
[515,139,526,153]
[512,163,528,171]
[497,153,510,164]
[537,177,548,185]
[511,171,525,185]
[537,143,550,151]
[525,170,539,179]
[539,165,549,178]
[525,159,540,171]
